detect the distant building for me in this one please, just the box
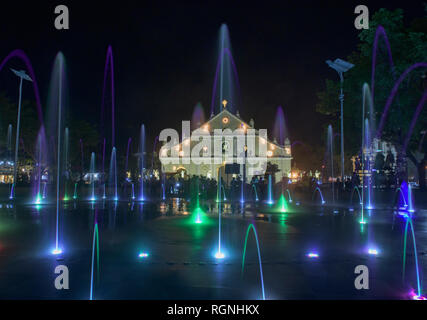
[0,160,14,183]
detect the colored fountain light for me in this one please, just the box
[138,252,149,259]
[410,290,426,300]
[34,194,42,205]
[276,194,288,213]
[193,207,205,224]
[52,248,63,255]
[215,251,225,259]
[307,252,319,259]
[359,218,367,225]
[368,248,379,255]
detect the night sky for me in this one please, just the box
[0,1,423,158]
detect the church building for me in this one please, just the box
[161,101,292,183]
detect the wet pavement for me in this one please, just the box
[0,195,426,299]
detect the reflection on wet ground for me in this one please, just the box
[0,197,426,299]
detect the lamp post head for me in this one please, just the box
[10,68,33,82]
[326,59,354,74]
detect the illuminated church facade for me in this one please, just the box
[161,102,292,183]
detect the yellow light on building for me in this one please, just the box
[285,147,291,154]
[270,144,275,150]
[222,99,228,108]
[267,150,273,157]
[179,150,184,157]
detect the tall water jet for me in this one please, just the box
[364,119,373,210]
[100,46,116,148]
[267,174,274,204]
[101,138,106,175]
[109,147,118,201]
[138,124,146,201]
[327,125,335,204]
[151,136,159,170]
[273,106,288,145]
[32,129,47,204]
[47,52,67,255]
[241,224,266,300]
[407,183,415,213]
[211,24,240,115]
[63,127,70,201]
[89,152,96,201]
[215,167,224,259]
[162,173,166,200]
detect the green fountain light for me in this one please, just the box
[276,194,288,213]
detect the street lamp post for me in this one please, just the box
[10,69,33,199]
[326,59,354,190]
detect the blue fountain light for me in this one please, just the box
[138,252,149,259]
[215,251,225,259]
[368,248,379,256]
[51,248,63,255]
[307,252,319,259]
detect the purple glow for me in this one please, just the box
[403,91,427,152]
[307,252,319,259]
[210,47,241,115]
[410,289,426,300]
[101,46,116,147]
[368,248,379,255]
[51,248,62,255]
[375,63,427,139]
[273,106,287,145]
[371,25,395,103]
